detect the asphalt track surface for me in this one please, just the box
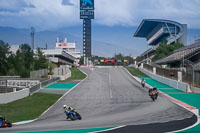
[1,67,196,133]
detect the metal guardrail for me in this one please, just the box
[41,77,59,88]
[140,68,188,92]
[0,77,59,94]
[29,77,60,94]
[0,86,23,93]
[29,84,40,94]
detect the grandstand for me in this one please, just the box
[156,40,200,69]
[42,49,76,66]
[134,19,187,64]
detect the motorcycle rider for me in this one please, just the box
[149,86,158,99]
[63,105,77,119]
[0,116,6,127]
[148,87,154,95]
[141,78,145,87]
[153,86,158,99]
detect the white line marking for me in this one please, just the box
[94,71,112,99]
[109,74,112,99]
[88,125,126,133]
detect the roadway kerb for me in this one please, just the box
[124,67,199,117]
[124,67,200,133]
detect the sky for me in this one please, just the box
[0,0,200,57]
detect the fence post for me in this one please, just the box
[153,67,156,74]
[178,71,182,82]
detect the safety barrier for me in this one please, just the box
[52,65,71,80]
[0,77,60,103]
[0,88,29,104]
[139,68,188,92]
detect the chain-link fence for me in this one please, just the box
[143,64,178,80]
[156,67,178,80]
[0,77,59,94]
[143,64,153,72]
[30,69,48,79]
[41,77,59,88]
[143,63,199,89]
[29,77,60,94]
[0,85,23,93]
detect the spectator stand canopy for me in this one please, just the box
[134,19,187,63]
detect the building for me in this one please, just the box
[134,19,187,64]
[9,45,19,54]
[42,38,81,67]
[42,49,76,66]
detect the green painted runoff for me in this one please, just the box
[18,126,116,133]
[44,83,78,90]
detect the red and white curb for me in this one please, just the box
[124,68,199,116]
[134,75,199,117]
[13,68,88,126]
[124,67,200,132]
[13,120,35,125]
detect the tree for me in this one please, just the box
[7,53,16,76]
[13,44,35,77]
[152,41,184,61]
[34,48,48,70]
[114,53,124,60]
[0,40,10,75]
[20,44,34,70]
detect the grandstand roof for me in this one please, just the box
[134,19,183,38]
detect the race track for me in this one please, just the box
[1,67,196,133]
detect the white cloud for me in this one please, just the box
[94,0,200,28]
[0,0,200,29]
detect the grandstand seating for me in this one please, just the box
[156,41,200,65]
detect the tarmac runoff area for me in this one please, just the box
[1,67,198,133]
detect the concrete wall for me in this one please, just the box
[30,69,48,79]
[139,68,188,92]
[0,88,29,104]
[52,65,71,80]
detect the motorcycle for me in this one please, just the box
[0,117,12,128]
[149,91,157,101]
[65,109,81,121]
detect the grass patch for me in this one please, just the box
[125,67,148,77]
[60,68,86,82]
[0,93,62,122]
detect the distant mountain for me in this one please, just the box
[0,26,199,57]
[0,26,140,57]
[0,26,82,50]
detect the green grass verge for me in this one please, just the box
[125,67,147,77]
[0,93,62,122]
[60,68,86,82]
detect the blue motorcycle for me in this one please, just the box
[65,109,81,121]
[0,116,12,128]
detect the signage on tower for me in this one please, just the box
[80,0,94,10]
